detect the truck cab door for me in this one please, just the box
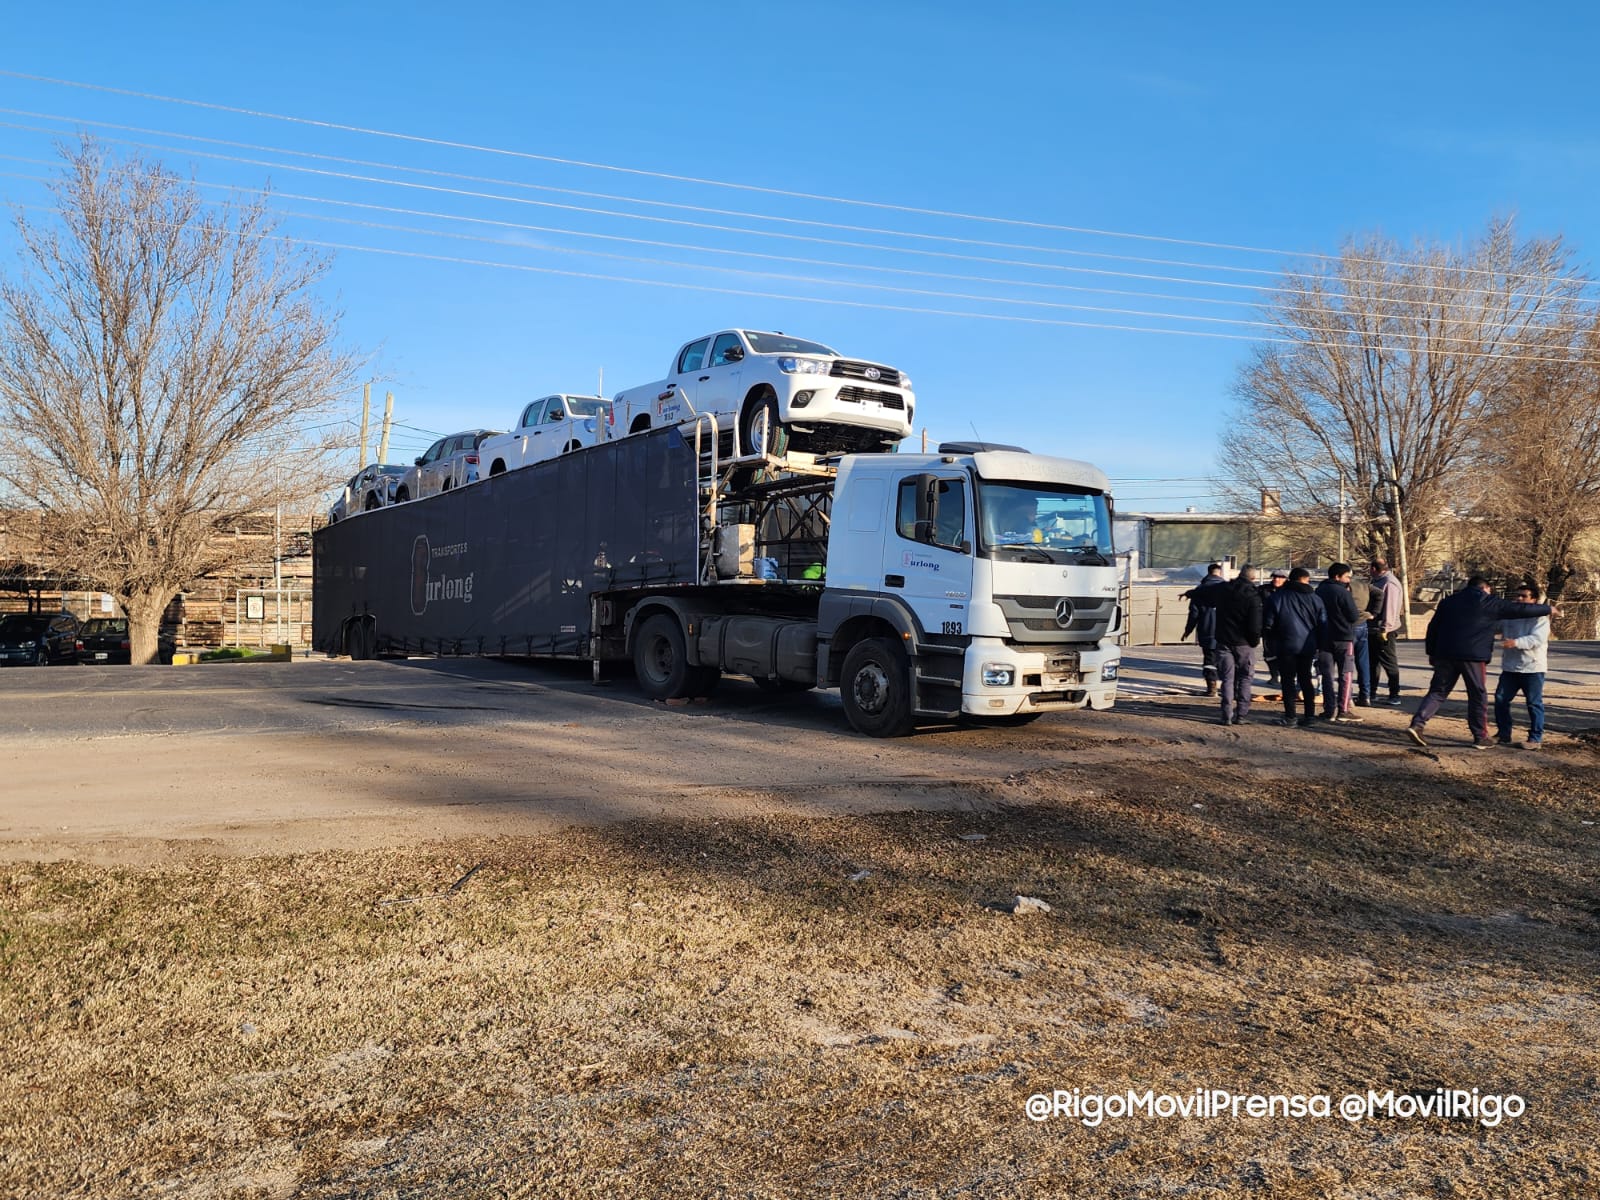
[889,475,974,638]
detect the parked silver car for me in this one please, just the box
[394,430,504,503]
[328,463,410,523]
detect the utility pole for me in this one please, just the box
[377,390,395,463]
[358,382,372,466]
[1337,470,1346,564]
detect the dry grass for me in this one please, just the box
[3,748,1599,1198]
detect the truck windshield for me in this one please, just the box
[977,482,1114,564]
[563,397,609,417]
[743,331,837,357]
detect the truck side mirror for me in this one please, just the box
[723,345,744,363]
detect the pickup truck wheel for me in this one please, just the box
[564,440,581,454]
[394,486,410,503]
[33,646,49,667]
[633,613,694,700]
[840,637,914,737]
[740,391,789,458]
[364,493,380,511]
[489,460,506,476]
[630,415,652,435]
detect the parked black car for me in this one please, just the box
[74,617,178,665]
[0,612,82,666]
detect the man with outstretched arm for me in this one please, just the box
[1406,578,1557,750]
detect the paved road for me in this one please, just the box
[0,645,1593,863]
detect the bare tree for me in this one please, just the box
[1220,219,1584,582]
[1462,316,1600,614]
[0,139,359,662]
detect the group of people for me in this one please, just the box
[1183,561,1555,748]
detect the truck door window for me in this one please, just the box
[677,339,710,374]
[519,399,546,429]
[895,477,966,548]
[709,333,744,366]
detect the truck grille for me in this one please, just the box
[831,360,904,387]
[994,595,1115,644]
[836,386,906,410]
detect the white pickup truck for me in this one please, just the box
[479,394,611,477]
[607,329,914,456]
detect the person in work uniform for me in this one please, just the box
[1264,567,1327,727]
[1188,563,1263,724]
[1181,563,1226,695]
[1315,563,1364,723]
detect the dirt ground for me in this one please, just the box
[1,654,1598,1197]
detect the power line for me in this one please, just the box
[1,72,1592,293]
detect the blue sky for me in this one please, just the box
[3,1,1597,510]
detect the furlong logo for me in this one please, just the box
[410,534,475,616]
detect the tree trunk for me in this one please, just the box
[124,591,175,665]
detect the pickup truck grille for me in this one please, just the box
[831,360,904,387]
[837,386,906,410]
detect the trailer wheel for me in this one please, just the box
[633,613,694,700]
[840,637,914,737]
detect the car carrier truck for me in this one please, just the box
[313,422,1122,737]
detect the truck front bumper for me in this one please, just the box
[958,638,1120,716]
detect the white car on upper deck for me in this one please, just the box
[479,394,611,477]
[606,329,914,457]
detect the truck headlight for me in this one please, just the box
[1101,662,1120,681]
[777,356,831,375]
[982,662,1015,687]
[899,375,912,390]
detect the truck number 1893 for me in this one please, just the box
[941,620,964,636]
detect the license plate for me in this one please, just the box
[95,653,108,660]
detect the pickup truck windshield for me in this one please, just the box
[563,397,609,417]
[978,482,1114,565]
[743,331,837,357]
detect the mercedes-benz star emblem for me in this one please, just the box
[1054,598,1075,629]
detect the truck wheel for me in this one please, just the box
[394,486,410,503]
[740,391,789,458]
[630,415,652,435]
[489,460,506,476]
[364,493,380,510]
[564,440,581,454]
[633,613,694,700]
[840,637,914,737]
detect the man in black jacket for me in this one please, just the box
[1406,577,1558,749]
[1315,563,1364,723]
[1181,563,1226,695]
[1190,563,1264,724]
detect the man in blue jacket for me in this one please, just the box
[1406,577,1557,750]
[1182,563,1226,696]
[1264,567,1328,727]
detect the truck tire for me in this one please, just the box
[489,460,507,476]
[840,637,914,737]
[633,613,694,700]
[740,390,789,458]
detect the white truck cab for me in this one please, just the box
[608,329,914,457]
[817,444,1121,730]
[480,394,611,477]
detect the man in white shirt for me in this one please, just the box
[1494,582,1551,749]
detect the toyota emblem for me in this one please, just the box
[864,366,881,381]
[1054,598,1075,628]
